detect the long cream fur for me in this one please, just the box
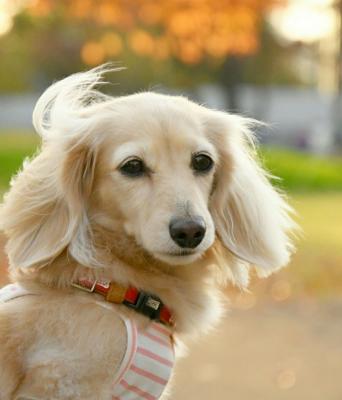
[0,65,296,399]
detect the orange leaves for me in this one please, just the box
[81,33,123,65]
[27,0,281,65]
[95,2,121,26]
[153,37,170,61]
[101,32,123,56]
[166,4,260,62]
[178,40,203,65]
[26,0,53,17]
[129,29,154,56]
[69,0,93,19]
[81,41,106,65]
[205,35,232,58]
[138,3,163,26]
[168,10,201,37]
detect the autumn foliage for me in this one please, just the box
[27,0,284,66]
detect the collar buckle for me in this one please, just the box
[71,279,97,293]
[124,291,162,320]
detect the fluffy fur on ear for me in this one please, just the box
[206,111,297,276]
[0,66,116,271]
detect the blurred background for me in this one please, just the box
[0,0,341,399]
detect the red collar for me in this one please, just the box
[71,278,174,327]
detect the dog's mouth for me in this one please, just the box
[154,249,200,265]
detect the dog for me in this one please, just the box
[0,65,296,399]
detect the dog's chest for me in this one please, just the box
[0,283,175,400]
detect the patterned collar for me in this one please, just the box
[71,278,174,327]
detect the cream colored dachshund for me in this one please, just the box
[0,66,296,400]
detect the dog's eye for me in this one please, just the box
[191,153,214,173]
[119,158,146,177]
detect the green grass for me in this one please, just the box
[287,193,342,296]
[0,132,39,190]
[260,146,342,192]
[1,133,342,192]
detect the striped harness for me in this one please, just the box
[0,283,175,400]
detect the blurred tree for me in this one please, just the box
[0,0,291,97]
[27,0,283,64]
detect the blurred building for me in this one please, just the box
[1,85,340,154]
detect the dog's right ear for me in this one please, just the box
[0,65,114,271]
[0,140,98,271]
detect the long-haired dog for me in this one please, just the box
[0,66,296,399]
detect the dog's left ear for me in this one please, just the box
[206,111,296,275]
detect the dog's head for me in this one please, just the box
[0,66,296,284]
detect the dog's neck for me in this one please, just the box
[12,224,228,337]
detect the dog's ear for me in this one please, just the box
[206,111,296,275]
[0,66,115,271]
[0,140,98,271]
[61,140,100,267]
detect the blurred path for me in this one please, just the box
[172,302,342,400]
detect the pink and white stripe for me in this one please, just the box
[112,319,175,400]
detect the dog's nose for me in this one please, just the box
[169,217,206,249]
